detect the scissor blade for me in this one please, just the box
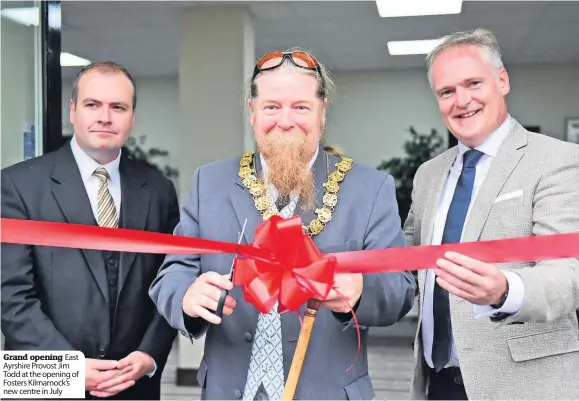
[228,218,248,278]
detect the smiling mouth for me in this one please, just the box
[455,110,481,119]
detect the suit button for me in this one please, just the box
[108,258,116,265]
[98,348,106,358]
[244,332,253,342]
[234,389,242,399]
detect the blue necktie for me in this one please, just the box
[432,149,484,372]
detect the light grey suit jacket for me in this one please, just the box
[150,147,416,400]
[406,120,579,400]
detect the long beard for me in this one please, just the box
[258,131,316,212]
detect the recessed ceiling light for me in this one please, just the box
[387,39,444,55]
[61,52,91,67]
[376,0,462,17]
[0,7,39,26]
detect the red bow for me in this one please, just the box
[233,215,336,314]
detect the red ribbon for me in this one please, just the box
[2,217,579,315]
[232,215,336,314]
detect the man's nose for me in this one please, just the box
[98,107,112,124]
[455,87,472,108]
[276,110,294,130]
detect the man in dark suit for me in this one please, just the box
[1,61,179,399]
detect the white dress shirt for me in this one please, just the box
[421,115,525,369]
[70,136,157,377]
[70,135,122,219]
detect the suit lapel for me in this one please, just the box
[230,153,264,245]
[421,148,457,246]
[118,157,149,293]
[297,147,327,231]
[50,144,109,304]
[463,123,527,242]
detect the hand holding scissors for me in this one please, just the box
[181,219,247,324]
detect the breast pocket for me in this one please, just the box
[506,328,579,362]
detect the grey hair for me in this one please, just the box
[426,28,504,91]
[245,47,335,103]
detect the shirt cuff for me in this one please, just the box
[146,360,157,378]
[473,270,525,319]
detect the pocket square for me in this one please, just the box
[494,190,523,203]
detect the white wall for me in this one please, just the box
[326,63,579,169]
[62,62,579,195]
[1,19,36,169]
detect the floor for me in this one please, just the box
[160,318,417,400]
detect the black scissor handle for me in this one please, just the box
[215,288,228,318]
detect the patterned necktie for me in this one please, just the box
[243,196,296,400]
[93,167,118,228]
[432,149,484,372]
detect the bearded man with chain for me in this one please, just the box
[149,49,416,400]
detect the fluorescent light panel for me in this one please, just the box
[377,0,462,17]
[387,39,443,55]
[61,53,91,67]
[0,7,39,26]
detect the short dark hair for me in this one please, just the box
[71,61,137,109]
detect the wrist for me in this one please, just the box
[490,276,509,308]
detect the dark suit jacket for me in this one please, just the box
[1,142,180,400]
[150,147,417,400]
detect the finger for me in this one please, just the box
[225,295,237,309]
[203,271,233,291]
[90,391,114,398]
[96,367,135,390]
[95,366,130,384]
[88,359,118,371]
[436,258,481,287]
[444,252,492,275]
[193,303,222,325]
[324,289,339,301]
[91,380,135,398]
[116,355,135,370]
[436,276,474,302]
[198,294,234,315]
[434,267,479,296]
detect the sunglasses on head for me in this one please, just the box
[251,51,322,81]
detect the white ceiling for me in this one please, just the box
[53,1,579,78]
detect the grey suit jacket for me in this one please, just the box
[150,147,416,400]
[406,120,579,400]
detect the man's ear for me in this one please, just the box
[321,98,328,129]
[69,99,76,125]
[247,98,255,128]
[498,67,510,96]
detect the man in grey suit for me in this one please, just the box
[406,29,579,400]
[149,49,416,400]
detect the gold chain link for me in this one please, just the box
[238,151,353,236]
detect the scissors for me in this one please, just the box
[215,218,247,318]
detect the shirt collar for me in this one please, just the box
[70,135,121,183]
[457,114,512,158]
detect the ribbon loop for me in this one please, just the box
[233,215,335,314]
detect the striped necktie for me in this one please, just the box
[93,167,118,228]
